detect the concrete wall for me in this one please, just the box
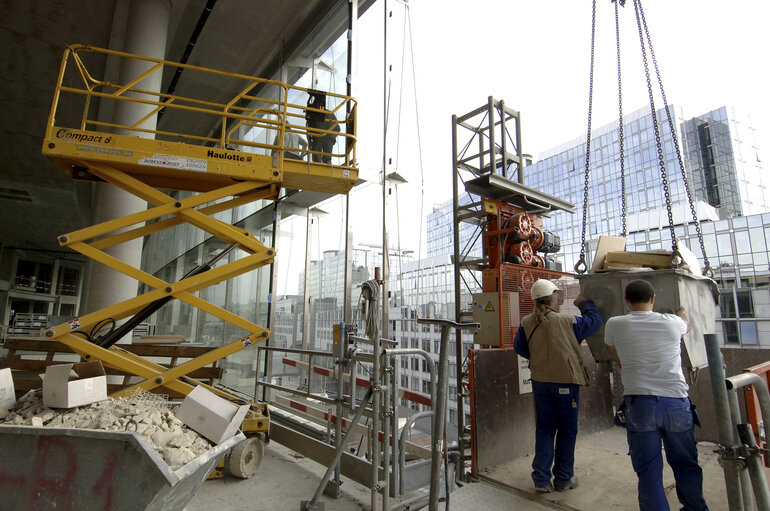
[690,347,770,444]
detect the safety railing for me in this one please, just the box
[46,44,357,172]
[742,360,770,467]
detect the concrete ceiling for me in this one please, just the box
[0,0,370,253]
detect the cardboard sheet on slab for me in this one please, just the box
[591,236,626,273]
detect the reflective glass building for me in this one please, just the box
[524,105,768,273]
[523,104,769,347]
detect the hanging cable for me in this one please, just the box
[361,279,380,340]
[405,5,427,315]
[635,0,713,277]
[631,0,681,266]
[575,0,597,275]
[614,0,628,237]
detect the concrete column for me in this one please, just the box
[86,0,171,325]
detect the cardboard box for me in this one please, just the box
[0,368,16,410]
[176,386,249,444]
[42,361,107,409]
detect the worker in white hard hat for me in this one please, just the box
[514,279,602,493]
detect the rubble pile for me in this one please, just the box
[0,389,212,469]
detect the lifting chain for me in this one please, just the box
[635,0,713,278]
[575,0,597,275]
[614,0,627,237]
[632,0,681,267]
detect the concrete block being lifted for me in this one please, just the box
[576,269,718,369]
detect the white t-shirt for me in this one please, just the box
[604,311,689,397]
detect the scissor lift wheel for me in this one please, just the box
[227,436,265,478]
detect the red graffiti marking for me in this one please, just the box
[0,472,27,487]
[91,451,118,510]
[31,437,77,511]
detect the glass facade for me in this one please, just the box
[137,25,354,398]
[519,104,769,347]
[681,106,769,218]
[522,105,768,273]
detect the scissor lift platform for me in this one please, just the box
[35,44,359,476]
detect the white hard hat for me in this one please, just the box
[530,279,559,301]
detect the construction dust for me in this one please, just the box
[0,389,213,469]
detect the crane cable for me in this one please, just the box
[615,0,627,238]
[574,0,597,275]
[634,0,713,277]
[632,0,679,266]
[575,0,713,277]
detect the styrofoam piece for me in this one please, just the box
[175,386,249,444]
[42,361,107,409]
[0,368,15,410]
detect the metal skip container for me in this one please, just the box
[576,269,719,368]
[0,425,244,511]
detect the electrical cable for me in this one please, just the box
[361,279,380,340]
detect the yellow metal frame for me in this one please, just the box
[43,163,275,406]
[38,45,361,438]
[43,44,358,195]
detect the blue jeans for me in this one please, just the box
[624,395,709,511]
[531,381,580,487]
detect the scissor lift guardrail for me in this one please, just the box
[37,45,359,442]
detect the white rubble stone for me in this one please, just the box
[151,431,175,448]
[0,392,213,467]
[168,431,195,449]
[38,410,56,423]
[163,447,197,469]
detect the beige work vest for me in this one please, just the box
[522,310,590,386]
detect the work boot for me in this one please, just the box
[554,476,579,491]
[534,483,554,493]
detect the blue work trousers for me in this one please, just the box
[531,381,580,487]
[624,395,709,511]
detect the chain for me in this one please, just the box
[636,0,712,277]
[614,0,627,237]
[575,0,596,275]
[632,0,680,266]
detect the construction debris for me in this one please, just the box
[0,389,212,469]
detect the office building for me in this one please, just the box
[524,104,768,273]
[523,104,769,347]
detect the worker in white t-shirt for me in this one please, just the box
[272,130,307,160]
[604,279,709,511]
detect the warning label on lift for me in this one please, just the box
[485,301,495,312]
[138,154,208,172]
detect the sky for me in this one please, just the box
[275,0,770,295]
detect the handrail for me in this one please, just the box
[45,44,358,179]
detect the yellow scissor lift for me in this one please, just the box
[39,44,358,477]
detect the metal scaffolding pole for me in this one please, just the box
[704,333,745,510]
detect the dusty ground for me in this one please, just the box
[187,427,731,511]
[186,440,372,511]
[482,426,728,511]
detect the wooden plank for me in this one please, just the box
[5,359,222,379]
[10,378,188,399]
[604,250,671,268]
[3,338,220,358]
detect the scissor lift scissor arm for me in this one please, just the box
[39,45,359,449]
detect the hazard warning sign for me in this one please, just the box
[485,301,495,312]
